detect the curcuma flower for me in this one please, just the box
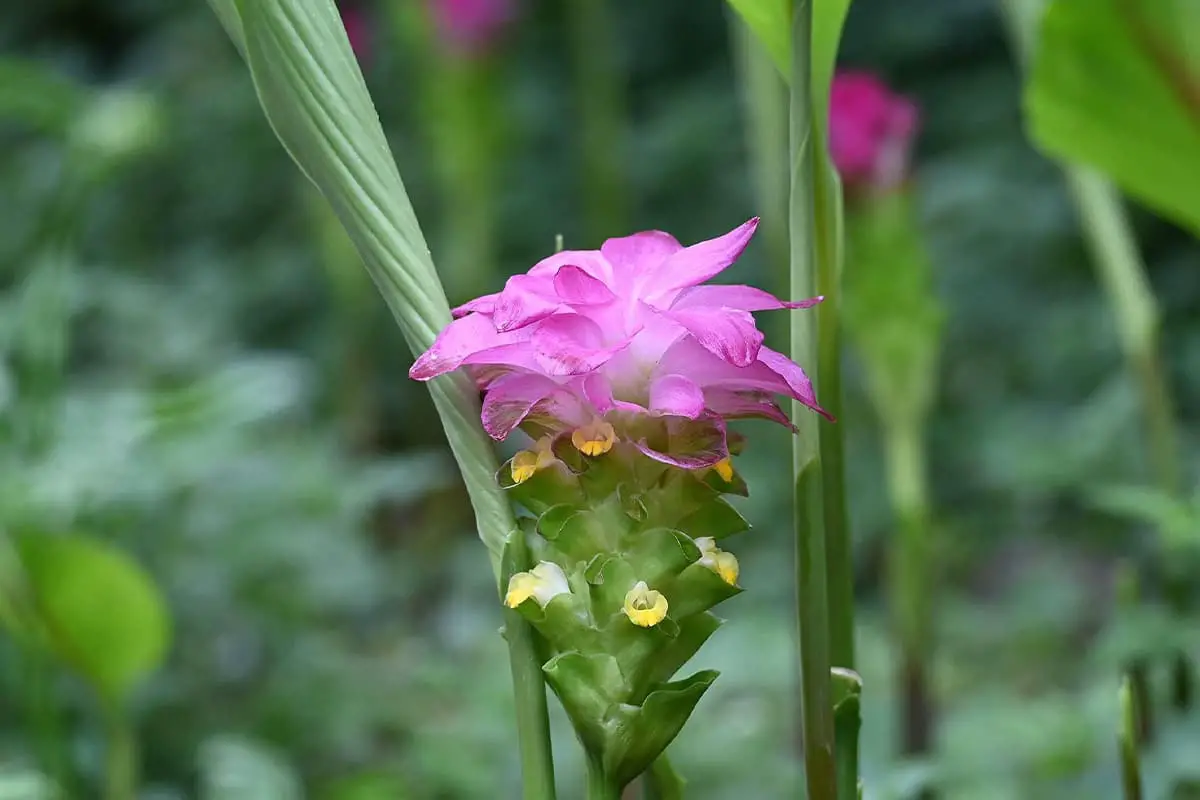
[412,220,829,793]
[829,70,918,195]
[410,218,829,473]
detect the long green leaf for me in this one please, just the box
[211,0,513,570]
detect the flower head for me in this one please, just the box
[410,219,829,472]
[623,581,668,627]
[829,71,918,194]
[511,435,557,484]
[429,0,514,57]
[505,561,571,608]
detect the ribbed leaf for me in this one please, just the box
[209,0,513,570]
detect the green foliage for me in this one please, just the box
[1025,0,1200,236]
[14,533,169,703]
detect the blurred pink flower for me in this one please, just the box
[829,71,918,193]
[410,220,829,470]
[341,5,370,61]
[430,0,514,56]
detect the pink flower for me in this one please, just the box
[430,0,514,57]
[829,71,918,194]
[410,219,829,471]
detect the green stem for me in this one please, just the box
[883,423,936,761]
[586,756,621,800]
[814,158,853,671]
[103,709,136,800]
[1063,169,1179,496]
[1119,677,1145,800]
[567,0,627,242]
[789,1,837,797]
[502,531,558,800]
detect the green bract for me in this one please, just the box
[500,441,749,791]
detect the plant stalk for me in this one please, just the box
[883,423,935,771]
[103,709,136,800]
[586,756,620,800]
[789,0,837,797]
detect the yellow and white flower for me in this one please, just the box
[504,561,571,608]
[623,580,669,627]
[694,537,739,586]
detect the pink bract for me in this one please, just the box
[829,70,918,193]
[430,0,514,56]
[410,219,830,470]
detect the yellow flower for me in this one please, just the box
[511,436,557,484]
[713,457,734,483]
[695,537,739,586]
[504,561,571,608]
[623,580,668,627]
[571,418,616,457]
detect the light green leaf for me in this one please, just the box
[1026,0,1200,235]
[208,0,514,573]
[16,533,169,703]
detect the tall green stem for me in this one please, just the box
[883,422,935,760]
[103,709,136,800]
[789,2,837,797]
[567,0,627,242]
[814,157,853,671]
[585,756,620,800]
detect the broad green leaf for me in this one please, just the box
[209,0,515,573]
[16,533,169,702]
[199,735,302,800]
[1026,0,1200,235]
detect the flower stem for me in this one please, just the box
[586,756,621,800]
[789,2,839,799]
[883,423,935,764]
[103,708,136,800]
[567,0,627,242]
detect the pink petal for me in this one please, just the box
[600,231,682,287]
[703,388,797,431]
[481,373,585,440]
[492,274,564,332]
[452,292,500,318]
[663,307,764,367]
[410,313,525,380]
[582,373,645,415]
[553,265,617,305]
[531,314,628,376]
[528,250,614,284]
[632,413,729,470]
[654,338,831,419]
[640,218,759,301]
[756,346,832,420]
[649,374,705,419]
[671,285,823,313]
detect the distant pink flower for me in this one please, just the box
[341,5,370,61]
[829,71,918,193]
[410,220,829,470]
[430,0,514,57]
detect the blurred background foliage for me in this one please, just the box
[0,0,1198,798]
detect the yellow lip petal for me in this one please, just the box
[504,572,537,607]
[623,581,669,627]
[713,458,734,483]
[511,451,540,484]
[714,551,740,586]
[571,419,616,457]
